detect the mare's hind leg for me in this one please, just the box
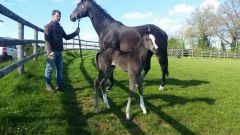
[136,73,147,114]
[156,53,166,91]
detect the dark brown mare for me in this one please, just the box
[70,0,168,90]
[95,35,157,120]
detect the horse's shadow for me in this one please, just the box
[62,52,90,134]
[112,79,215,135]
[144,78,209,89]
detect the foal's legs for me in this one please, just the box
[106,67,115,90]
[126,72,136,120]
[94,70,111,113]
[101,69,113,109]
[94,71,104,113]
[136,73,147,114]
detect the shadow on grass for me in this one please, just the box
[143,78,210,89]
[107,79,215,135]
[61,52,90,134]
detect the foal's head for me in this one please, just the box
[142,35,157,54]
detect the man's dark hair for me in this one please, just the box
[52,10,61,16]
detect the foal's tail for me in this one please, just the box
[147,24,169,77]
[95,51,101,69]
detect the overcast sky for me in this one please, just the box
[0,0,224,41]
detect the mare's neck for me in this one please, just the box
[88,4,115,35]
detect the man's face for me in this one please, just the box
[52,12,61,23]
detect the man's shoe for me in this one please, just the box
[46,86,55,92]
[56,86,68,92]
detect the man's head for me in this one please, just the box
[52,10,61,23]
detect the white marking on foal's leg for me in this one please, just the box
[140,96,147,114]
[149,34,158,50]
[126,97,132,120]
[159,85,164,91]
[103,93,110,109]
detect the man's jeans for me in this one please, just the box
[45,51,63,88]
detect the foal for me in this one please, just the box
[94,35,157,120]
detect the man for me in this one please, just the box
[44,10,80,92]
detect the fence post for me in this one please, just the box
[17,23,24,74]
[33,29,38,60]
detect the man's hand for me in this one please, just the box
[49,52,55,60]
[75,28,80,34]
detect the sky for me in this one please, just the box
[0,0,224,42]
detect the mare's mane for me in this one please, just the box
[90,0,123,24]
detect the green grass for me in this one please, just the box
[0,50,240,135]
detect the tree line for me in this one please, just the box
[169,0,240,52]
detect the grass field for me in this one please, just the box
[0,50,240,135]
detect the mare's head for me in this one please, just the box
[70,0,93,22]
[142,35,157,54]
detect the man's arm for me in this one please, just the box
[62,27,80,40]
[44,25,53,55]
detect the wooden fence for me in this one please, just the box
[168,49,240,59]
[0,4,46,78]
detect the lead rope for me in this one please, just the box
[77,19,82,60]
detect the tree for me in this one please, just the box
[186,6,217,49]
[168,37,184,49]
[217,0,240,51]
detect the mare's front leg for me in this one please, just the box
[126,72,136,120]
[142,51,153,80]
[136,73,147,114]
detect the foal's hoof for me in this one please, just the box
[159,86,164,91]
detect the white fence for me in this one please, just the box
[168,49,240,59]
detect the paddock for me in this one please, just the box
[0,50,239,134]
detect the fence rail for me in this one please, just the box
[0,37,44,46]
[0,4,44,32]
[168,49,240,59]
